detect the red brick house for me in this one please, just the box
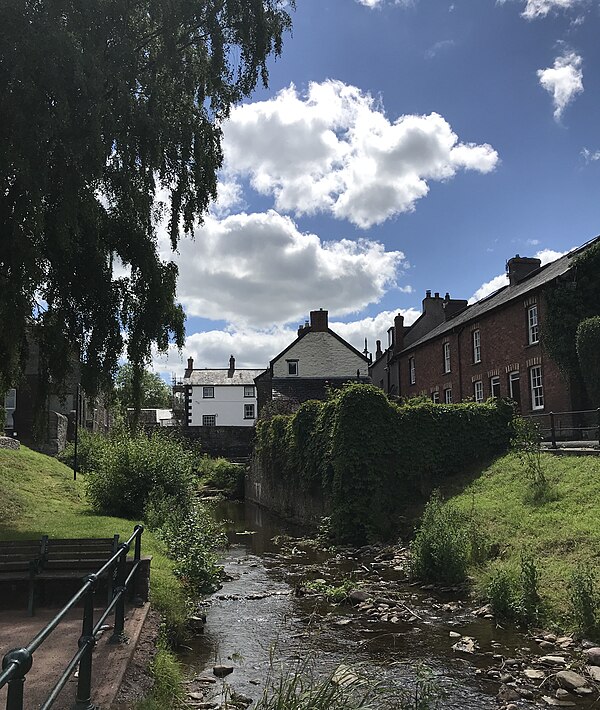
[370,238,599,416]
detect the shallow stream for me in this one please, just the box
[179,500,596,709]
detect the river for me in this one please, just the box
[179,500,596,709]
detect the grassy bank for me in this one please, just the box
[447,451,600,630]
[0,445,190,704]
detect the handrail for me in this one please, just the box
[523,408,600,448]
[0,525,144,710]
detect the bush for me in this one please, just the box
[569,565,599,636]
[409,492,470,585]
[196,455,244,498]
[86,430,194,519]
[486,553,541,625]
[488,567,517,620]
[59,430,108,473]
[511,417,550,502]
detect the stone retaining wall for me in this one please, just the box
[0,436,20,450]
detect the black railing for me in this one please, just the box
[525,408,600,448]
[0,525,143,710]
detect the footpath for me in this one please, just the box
[0,601,150,709]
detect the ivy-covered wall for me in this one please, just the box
[254,384,514,544]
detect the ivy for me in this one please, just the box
[256,384,514,545]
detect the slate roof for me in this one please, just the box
[400,237,599,354]
[185,369,264,386]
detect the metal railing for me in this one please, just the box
[0,525,143,710]
[525,408,600,448]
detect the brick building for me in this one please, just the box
[370,238,599,416]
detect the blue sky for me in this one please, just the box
[152,0,600,376]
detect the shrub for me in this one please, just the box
[569,565,599,636]
[487,567,517,620]
[511,417,549,502]
[410,492,470,585]
[59,430,108,473]
[86,430,195,519]
[486,553,542,626]
[196,455,244,498]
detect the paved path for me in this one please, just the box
[0,603,149,709]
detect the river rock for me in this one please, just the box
[449,631,462,639]
[555,670,589,692]
[555,689,571,700]
[542,696,575,707]
[331,664,360,687]
[538,640,555,650]
[583,647,600,665]
[348,589,370,604]
[496,684,520,703]
[188,615,206,632]
[539,656,567,666]
[523,668,545,680]
[213,664,234,678]
[586,665,600,682]
[452,636,478,654]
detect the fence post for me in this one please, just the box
[2,648,33,710]
[549,412,556,449]
[75,576,97,710]
[111,543,130,643]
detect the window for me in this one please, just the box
[202,415,216,427]
[244,385,255,398]
[387,327,394,348]
[528,305,539,344]
[490,376,501,398]
[509,371,521,407]
[244,403,255,419]
[474,380,484,403]
[443,342,451,373]
[202,386,214,398]
[4,389,16,428]
[530,365,544,410]
[444,388,453,404]
[431,391,440,403]
[409,357,416,385]
[287,360,298,376]
[473,329,481,364]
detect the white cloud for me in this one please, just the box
[522,0,582,18]
[209,179,245,218]
[537,51,583,121]
[425,39,456,59]
[151,309,421,374]
[222,80,499,229]
[469,247,569,303]
[356,0,413,7]
[162,210,408,329]
[581,147,600,163]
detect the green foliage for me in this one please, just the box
[0,0,294,400]
[303,577,356,603]
[146,496,225,595]
[569,565,599,636]
[135,645,186,710]
[256,384,514,545]
[486,553,541,626]
[254,659,443,710]
[409,492,471,585]
[115,363,172,412]
[196,455,244,498]
[576,316,600,406]
[543,240,600,381]
[58,430,108,473]
[86,430,194,519]
[511,417,549,502]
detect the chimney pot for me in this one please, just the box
[426,290,431,298]
[434,292,440,298]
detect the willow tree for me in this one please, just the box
[0,0,293,407]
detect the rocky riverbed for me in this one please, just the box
[179,501,599,710]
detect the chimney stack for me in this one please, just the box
[228,355,235,377]
[184,356,194,377]
[375,340,383,360]
[309,308,329,332]
[506,255,541,286]
[393,313,405,354]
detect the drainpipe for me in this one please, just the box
[457,327,465,401]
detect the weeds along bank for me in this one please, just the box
[254,384,514,545]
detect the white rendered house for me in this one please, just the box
[183,356,263,427]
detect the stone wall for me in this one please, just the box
[40,411,68,456]
[0,436,20,450]
[180,425,255,458]
[245,455,328,528]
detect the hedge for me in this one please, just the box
[256,383,514,544]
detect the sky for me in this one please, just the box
[152,0,600,377]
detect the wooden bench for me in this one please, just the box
[0,538,47,615]
[0,536,121,615]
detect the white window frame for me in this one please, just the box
[528,305,539,345]
[409,357,416,385]
[474,380,484,403]
[490,376,500,398]
[443,342,451,374]
[287,360,298,376]
[202,386,214,399]
[530,365,544,410]
[243,385,255,398]
[509,371,520,400]
[244,403,255,419]
[473,329,481,364]
[431,391,440,403]
[202,414,216,427]
[444,388,452,404]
